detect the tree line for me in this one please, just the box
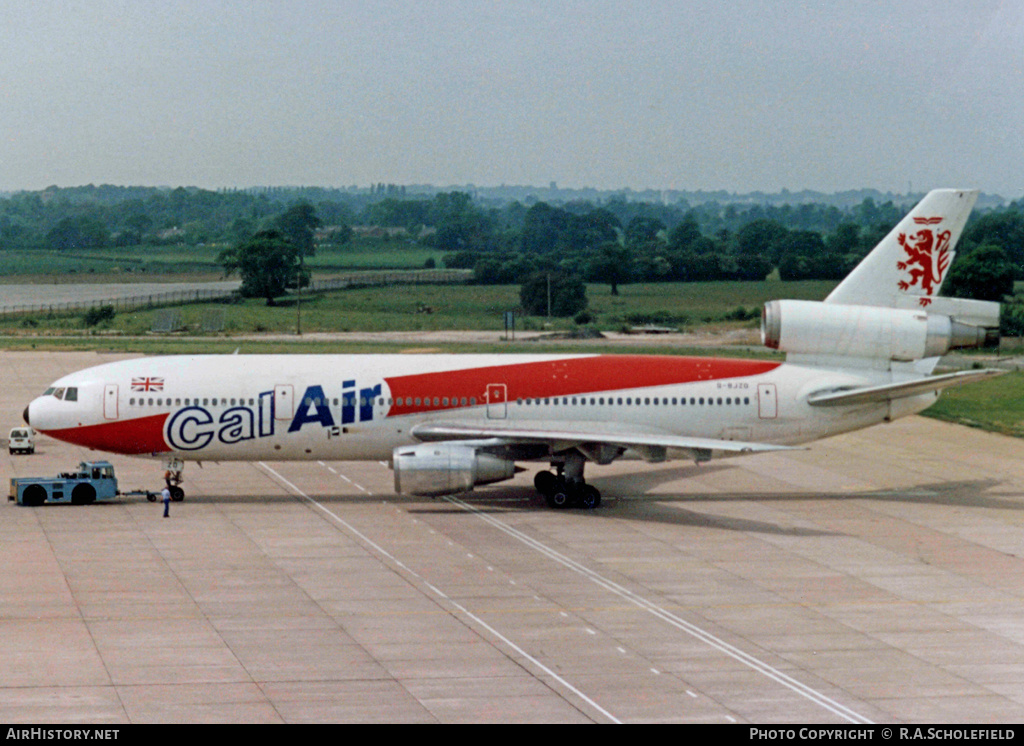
[3,184,1022,312]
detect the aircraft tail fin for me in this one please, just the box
[825,189,978,309]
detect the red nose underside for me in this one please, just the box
[41,413,171,455]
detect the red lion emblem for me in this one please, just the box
[897,217,952,307]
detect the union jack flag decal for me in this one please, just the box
[132,377,165,392]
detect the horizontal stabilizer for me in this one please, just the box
[411,422,797,454]
[806,368,1003,407]
[893,295,1000,329]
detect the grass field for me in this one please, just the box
[589,279,836,323]
[0,239,446,279]
[923,370,1024,437]
[0,278,839,336]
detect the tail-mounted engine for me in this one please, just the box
[762,299,999,361]
[393,443,516,497]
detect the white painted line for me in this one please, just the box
[257,462,621,724]
[445,495,873,725]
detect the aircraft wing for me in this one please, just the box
[806,368,1004,407]
[410,421,797,455]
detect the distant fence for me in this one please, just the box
[0,287,237,319]
[306,269,469,293]
[0,269,470,319]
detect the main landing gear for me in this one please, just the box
[533,454,601,510]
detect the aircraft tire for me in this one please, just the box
[578,485,601,510]
[170,486,185,502]
[548,488,571,509]
[534,470,557,495]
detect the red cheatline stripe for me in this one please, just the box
[385,355,780,415]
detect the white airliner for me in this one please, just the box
[24,189,1001,508]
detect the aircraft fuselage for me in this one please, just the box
[26,353,921,463]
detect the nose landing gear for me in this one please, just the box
[163,458,186,502]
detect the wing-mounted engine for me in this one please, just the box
[761,298,999,361]
[392,442,516,497]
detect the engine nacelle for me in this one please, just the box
[392,443,516,497]
[761,300,996,361]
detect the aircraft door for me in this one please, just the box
[104,384,119,420]
[757,383,777,419]
[486,383,507,419]
[274,385,294,420]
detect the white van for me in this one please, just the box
[8,427,35,455]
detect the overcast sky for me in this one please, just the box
[2,1,1022,197]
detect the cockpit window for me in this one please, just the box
[53,388,65,400]
[64,387,78,402]
[44,388,55,396]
